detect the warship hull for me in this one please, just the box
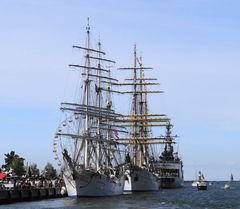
[160,177,183,188]
[155,162,184,189]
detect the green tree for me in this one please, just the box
[2,151,18,171]
[11,157,25,176]
[29,163,40,176]
[43,163,57,179]
[2,151,26,176]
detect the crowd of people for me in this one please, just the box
[0,176,65,190]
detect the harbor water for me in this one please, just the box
[1,182,240,209]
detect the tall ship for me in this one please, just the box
[115,45,169,192]
[53,21,126,197]
[154,123,184,188]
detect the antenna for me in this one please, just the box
[86,17,90,32]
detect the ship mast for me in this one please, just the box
[84,18,91,169]
[133,44,138,166]
[165,123,175,155]
[55,19,127,171]
[96,40,101,171]
[116,45,171,167]
[138,56,149,166]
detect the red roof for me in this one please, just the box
[0,173,7,180]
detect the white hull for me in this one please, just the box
[74,169,124,196]
[62,152,124,197]
[124,167,159,192]
[192,181,199,187]
[224,183,231,189]
[63,169,77,197]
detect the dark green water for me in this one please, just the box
[1,182,240,209]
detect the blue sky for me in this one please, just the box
[1,0,240,180]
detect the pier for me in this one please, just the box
[0,187,66,204]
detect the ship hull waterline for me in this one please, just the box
[159,177,184,188]
[64,169,125,197]
[63,169,77,197]
[124,167,160,192]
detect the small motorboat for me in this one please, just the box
[197,181,207,190]
[197,171,207,190]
